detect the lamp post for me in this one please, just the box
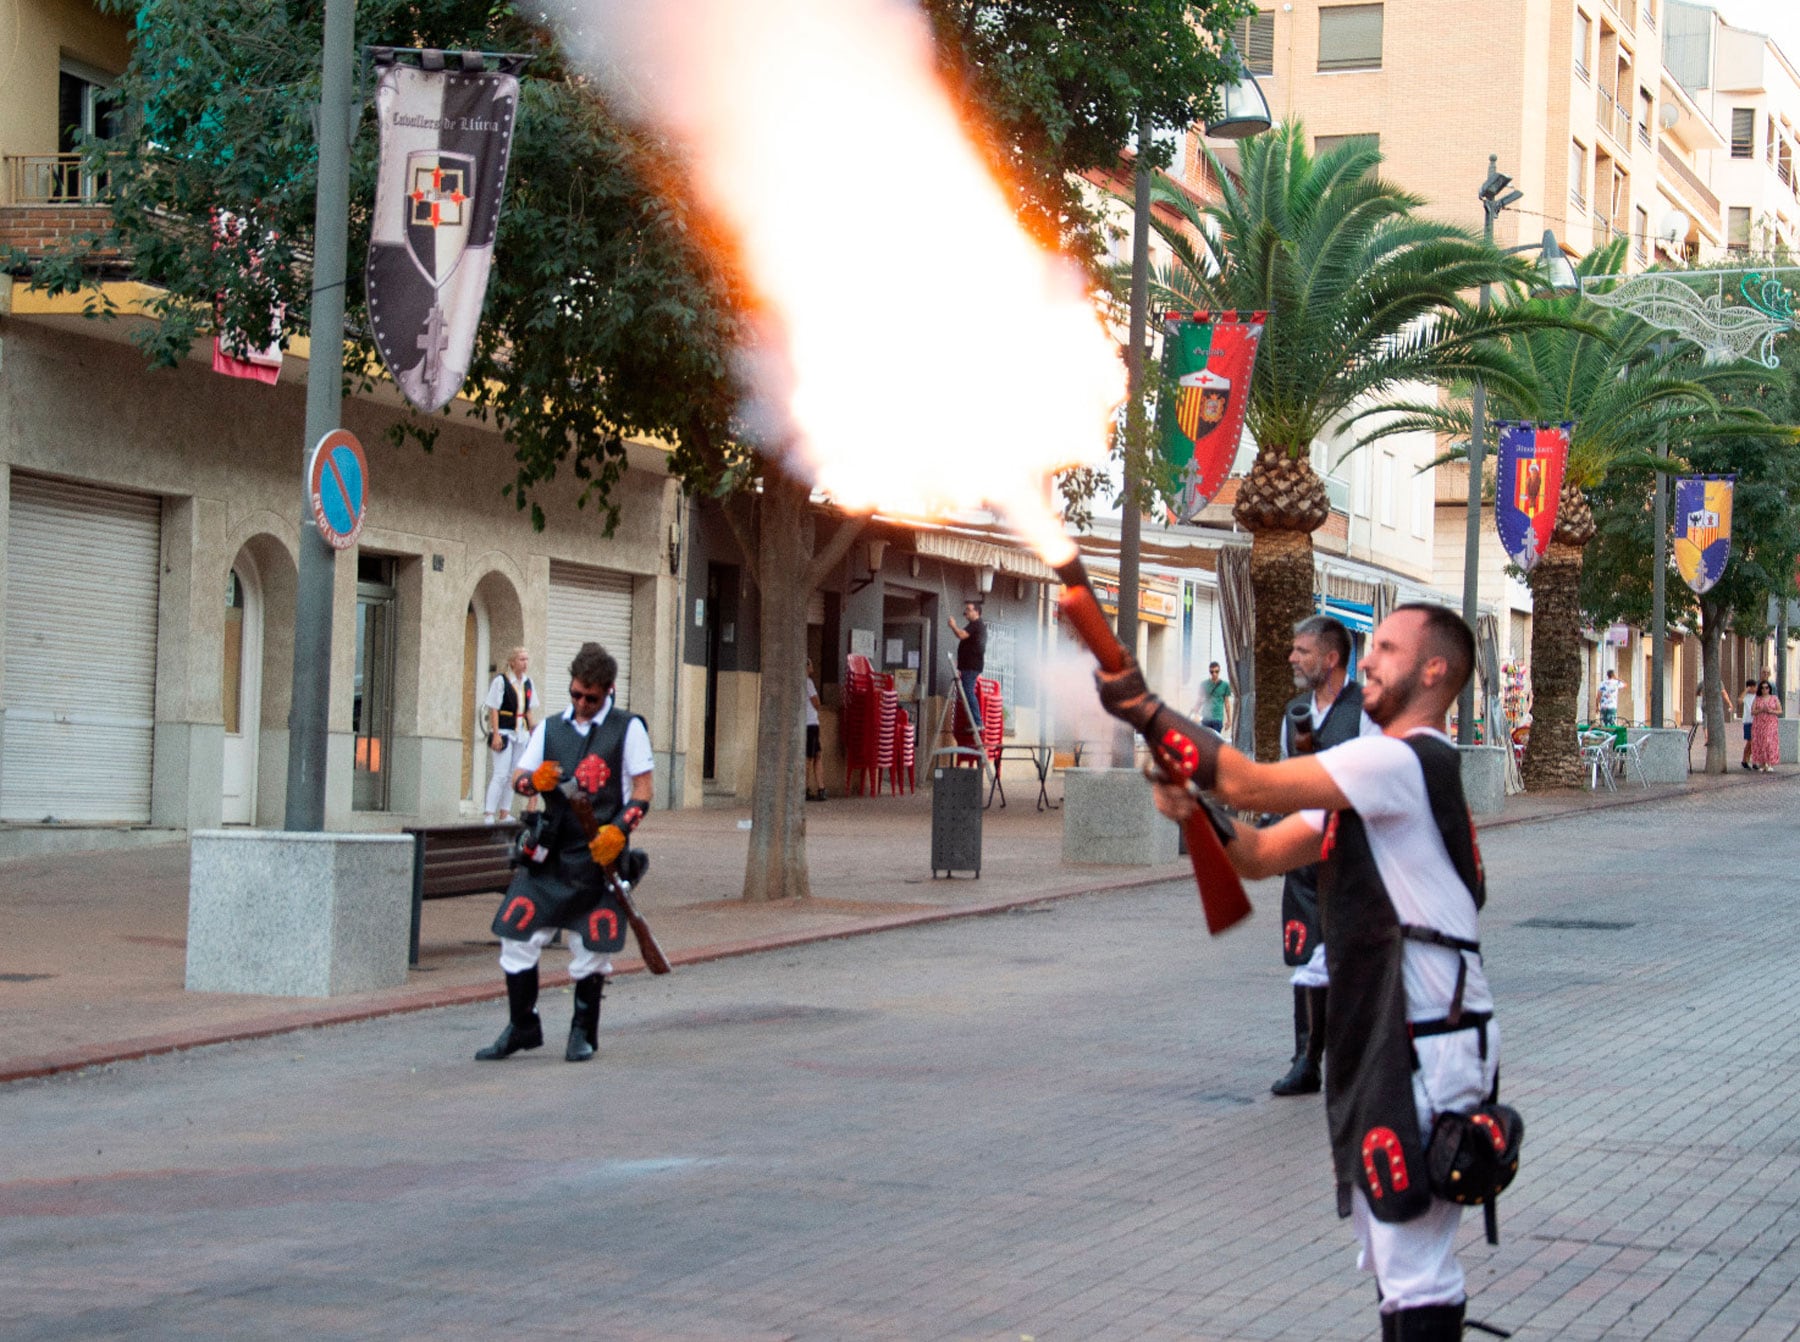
[1455,157,1591,744]
[1114,58,1270,762]
[1648,336,1679,727]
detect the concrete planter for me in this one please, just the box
[1062,768,1181,866]
[1633,728,1691,783]
[187,830,414,997]
[1456,745,1507,815]
[1781,719,1798,765]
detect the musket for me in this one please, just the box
[1053,556,1252,935]
[562,782,673,975]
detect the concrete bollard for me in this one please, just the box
[1781,718,1799,765]
[187,830,415,997]
[1457,745,1507,815]
[1062,768,1181,865]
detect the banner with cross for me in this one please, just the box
[366,50,521,412]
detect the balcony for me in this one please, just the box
[1,155,121,270]
[1596,90,1631,146]
[3,154,115,207]
[1657,141,1722,235]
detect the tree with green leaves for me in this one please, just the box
[1579,337,1800,773]
[1144,125,1560,757]
[27,0,1253,899]
[1361,243,1786,786]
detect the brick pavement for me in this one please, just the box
[0,759,1778,1084]
[2,779,1798,1339]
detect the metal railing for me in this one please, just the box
[2,154,112,207]
[1657,141,1721,231]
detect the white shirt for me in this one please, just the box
[484,673,538,743]
[1300,728,1493,1022]
[804,677,820,728]
[516,702,655,792]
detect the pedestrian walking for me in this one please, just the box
[1193,661,1234,737]
[1742,679,1760,769]
[1270,615,1380,1099]
[1750,679,1781,772]
[1595,669,1621,728]
[481,647,536,822]
[805,657,826,801]
[1097,604,1515,1341]
[475,641,654,1064]
[947,599,987,733]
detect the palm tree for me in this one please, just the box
[1357,242,1782,786]
[1145,124,1559,757]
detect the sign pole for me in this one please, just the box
[285,0,355,831]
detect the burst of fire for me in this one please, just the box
[552,0,1123,566]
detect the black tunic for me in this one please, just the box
[1279,682,1366,966]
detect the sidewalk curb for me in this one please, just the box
[7,771,1787,1087]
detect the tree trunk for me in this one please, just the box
[727,466,867,903]
[1519,538,1588,789]
[1246,529,1315,761]
[1232,449,1331,762]
[1701,597,1726,775]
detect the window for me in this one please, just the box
[1378,453,1396,527]
[1638,88,1654,145]
[1728,206,1752,250]
[1316,132,1380,156]
[1318,4,1383,72]
[1233,11,1276,76]
[55,59,120,202]
[1411,471,1429,540]
[1570,140,1588,209]
[1731,107,1755,158]
[1574,10,1592,79]
[1633,205,1649,260]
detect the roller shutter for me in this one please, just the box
[3,475,161,821]
[546,563,634,715]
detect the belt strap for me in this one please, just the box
[1401,923,1481,1022]
[1409,1011,1492,1061]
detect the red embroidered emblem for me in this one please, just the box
[1321,812,1340,861]
[1470,1112,1507,1152]
[1283,920,1308,957]
[587,908,619,944]
[1362,1127,1409,1197]
[574,755,610,793]
[1160,727,1200,779]
[499,895,536,932]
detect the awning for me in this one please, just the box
[907,527,1057,582]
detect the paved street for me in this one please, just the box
[3,781,1799,1341]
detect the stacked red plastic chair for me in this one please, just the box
[842,654,877,796]
[873,682,900,795]
[976,676,1003,765]
[891,706,916,795]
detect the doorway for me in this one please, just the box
[702,563,739,782]
[353,556,398,812]
[221,558,263,824]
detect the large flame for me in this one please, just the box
[550,0,1123,565]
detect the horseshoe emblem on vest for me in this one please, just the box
[1362,1127,1410,1198]
[1283,919,1308,957]
[499,895,536,932]
[587,908,619,945]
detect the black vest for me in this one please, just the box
[1278,682,1366,965]
[495,675,533,731]
[1318,734,1486,1223]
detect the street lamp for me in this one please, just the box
[1457,157,1576,744]
[1204,46,1273,140]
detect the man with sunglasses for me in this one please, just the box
[475,641,655,1064]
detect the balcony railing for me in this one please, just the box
[1657,140,1722,233]
[1596,90,1632,146]
[1570,187,1588,213]
[3,154,112,207]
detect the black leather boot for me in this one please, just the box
[475,966,543,1060]
[1389,1300,1465,1340]
[565,974,605,1062]
[1272,985,1322,1095]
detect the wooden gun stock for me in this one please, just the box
[566,785,673,975]
[1055,565,1252,936]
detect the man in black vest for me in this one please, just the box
[475,641,655,1064]
[1099,604,1500,1342]
[1272,614,1380,1097]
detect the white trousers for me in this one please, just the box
[1354,1022,1503,1314]
[1290,941,1330,989]
[498,926,612,979]
[484,734,527,816]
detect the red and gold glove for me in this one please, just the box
[588,824,626,867]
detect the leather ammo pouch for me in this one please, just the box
[1426,1102,1524,1242]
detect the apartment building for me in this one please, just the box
[1666,0,1800,255]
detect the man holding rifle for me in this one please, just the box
[1098,604,1504,1342]
[475,641,655,1065]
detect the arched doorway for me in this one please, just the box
[465,568,526,814]
[221,554,264,824]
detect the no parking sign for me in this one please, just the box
[307,429,368,551]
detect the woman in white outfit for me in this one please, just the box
[482,647,537,822]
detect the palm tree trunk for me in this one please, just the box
[1247,530,1314,760]
[1520,538,1589,789]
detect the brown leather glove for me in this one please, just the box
[1094,655,1162,735]
[1097,656,1220,789]
[588,824,626,867]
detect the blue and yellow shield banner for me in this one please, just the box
[1674,475,1734,595]
[1494,422,1571,571]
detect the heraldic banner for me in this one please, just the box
[1157,311,1266,523]
[1494,421,1570,571]
[1674,475,1735,595]
[367,51,520,413]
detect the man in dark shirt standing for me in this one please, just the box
[947,599,987,732]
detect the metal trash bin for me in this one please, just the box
[929,747,984,878]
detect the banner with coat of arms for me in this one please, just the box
[1494,421,1570,571]
[366,51,521,413]
[1157,311,1266,522]
[1674,475,1735,595]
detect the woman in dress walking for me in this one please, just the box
[1749,679,1782,772]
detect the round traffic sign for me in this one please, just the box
[308,429,368,551]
